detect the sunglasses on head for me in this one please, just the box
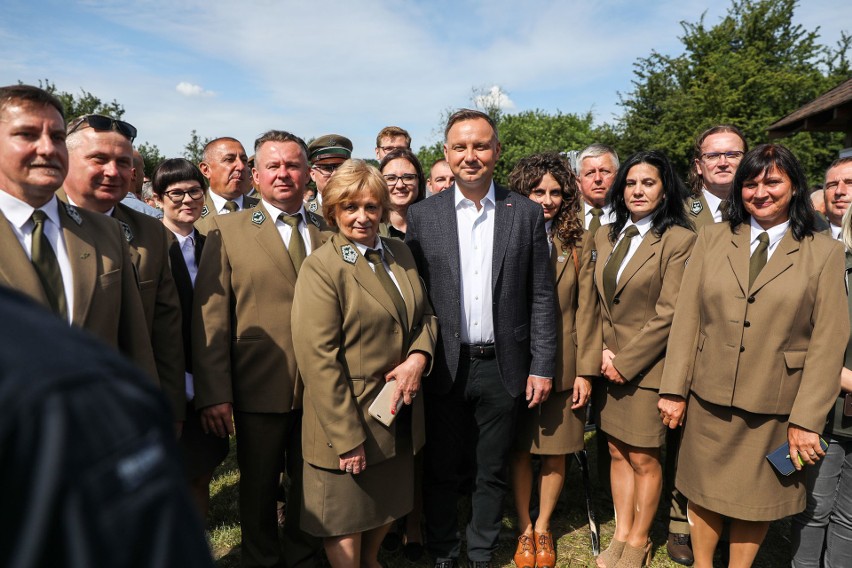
[67,114,138,141]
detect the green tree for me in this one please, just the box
[183,129,211,165]
[615,0,851,184]
[137,142,166,178]
[36,79,125,119]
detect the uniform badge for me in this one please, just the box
[590,250,598,262]
[341,244,358,264]
[200,204,210,218]
[690,200,703,216]
[64,203,83,225]
[308,213,321,228]
[119,221,133,243]
[307,200,319,213]
[251,210,266,225]
[248,202,258,209]
[557,255,566,263]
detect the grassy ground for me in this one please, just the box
[207,433,793,567]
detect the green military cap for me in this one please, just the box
[308,134,353,163]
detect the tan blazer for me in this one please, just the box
[594,224,696,388]
[659,224,849,433]
[291,234,438,470]
[552,233,602,391]
[685,193,716,230]
[192,207,330,413]
[194,191,259,235]
[111,204,186,420]
[0,201,158,380]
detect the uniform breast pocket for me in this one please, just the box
[98,269,121,289]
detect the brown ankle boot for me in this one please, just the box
[513,532,535,568]
[534,530,555,568]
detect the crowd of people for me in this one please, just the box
[2,82,852,568]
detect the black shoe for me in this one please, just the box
[434,560,456,568]
[403,541,424,562]
[666,532,694,566]
[471,562,492,568]
[382,530,402,552]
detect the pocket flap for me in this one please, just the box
[783,350,807,369]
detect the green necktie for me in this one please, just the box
[602,225,640,308]
[719,200,730,221]
[364,248,408,328]
[589,207,603,235]
[749,232,770,289]
[223,201,239,213]
[30,210,68,320]
[280,214,306,273]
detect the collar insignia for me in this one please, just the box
[119,221,133,243]
[64,203,83,225]
[248,201,258,209]
[200,204,210,217]
[308,212,321,228]
[690,199,703,216]
[590,250,598,262]
[341,244,358,264]
[251,210,266,225]
[307,200,319,213]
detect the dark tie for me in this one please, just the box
[364,248,408,327]
[589,207,604,234]
[602,225,640,308]
[719,201,730,221]
[280,214,306,273]
[223,201,239,213]
[749,232,770,289]
[30,210,68,319]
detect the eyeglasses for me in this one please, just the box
[67,114,138,141]
[383,173,418,186]
[701,151,744,165]
[163,188,204,203]
[311,163,341,177]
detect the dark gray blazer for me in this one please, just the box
[405,184,556,397]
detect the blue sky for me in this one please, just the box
[2,1,848,159]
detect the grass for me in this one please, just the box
[208,433,793,567]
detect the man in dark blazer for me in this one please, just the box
[193,130,327,568]
[405,109,556,568]
[60,115,186,427]
[195,137,258,235]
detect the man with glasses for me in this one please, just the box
[0,84,157,383]
[686,125,748,229]
[61,112,186,431]
[306,134,352,213]
[375,125,411,160]
[196,137,258,235]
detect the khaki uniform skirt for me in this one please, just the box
[301,420,414,537]
[517,388,585,455]
[598,381,666,448]
[676,394,805,521]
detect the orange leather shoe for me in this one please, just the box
[534,530,556,568]
[513,532,536,568]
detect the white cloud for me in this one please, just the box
[474,86,515,112]
[176,81,214,98]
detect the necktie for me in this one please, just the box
[30,210,68,319]
[602,225,640,308]
[719,201,730,221]
[364,248,408,328]
[223,201,239,213]
[280,214,306,273]
[749,232,770,289]
[589,207,604,234]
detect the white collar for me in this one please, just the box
[353,235,385,257]
[209,191,244,213]
[749,217,789,247]
[621,213,654,238]
[701,188,723,213]
[262,200,307,223]
[0,192,62,229]
[65,194,114,217]
[454,182,496,209]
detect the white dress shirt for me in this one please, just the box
[210,191,245,214]
[353,237,403,293]
[262,200,313,256]
[612,214,654,283]
[583,201,615,229]
[0,192,74,323]
[829,223,843,241]
[456,184,495,344]
[702,189,725,223]
[749,218,789,261]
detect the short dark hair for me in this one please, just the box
[689,124,748,196]
[202,137,244,163]
[508,152,584,251]
[254,130,308,161]
[607,150,693,243]
[827,156,852,173]
[376,126,411,148]
[379,148,426,205]
[444,108,499,141]
[0,84,65,120]
[727,143,815,241]
[151,158,206,197]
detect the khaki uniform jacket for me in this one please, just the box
[659,224,848,433]
[194,191,259,235]
[112,203,186,420]
[0,201,158,380]
[291,234,438,470]
[192,206,329,413]
[552,233,602,391]
[593,225,696,388]
[685,194,715,230]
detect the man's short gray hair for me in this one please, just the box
[578,143,619,171]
